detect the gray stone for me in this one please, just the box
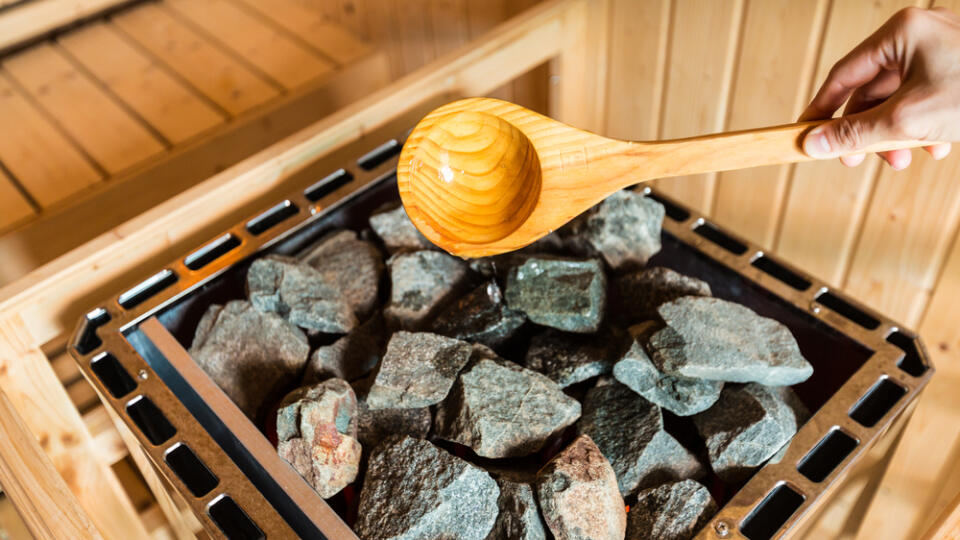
[505,257,606,333]
[355,436,499,540]
[613,322,723,416]
[355,397,432,451]
[302,313,385,385]
[577,382,702,495]
[434,354,581,458]
[524,327,625,388]
[190,300,309,420]
[486,478,549,540]
[613,267,712,324]
[369,203,435,253]
[625,480,717,540]
[431,280,526,348]
[247,255,357,334]
[275,379,360,498]
[299,229,384,320]
[536,434,626,540]
[564,190,665,271]
[366,331,472,409]
[650,297,814,386]
[385,250,472,330]
[692,383,808,483]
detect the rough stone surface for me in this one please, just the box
[355,436,499,540]
[524,327,625,388]
[536,434,626,540]
[354,392,432,450]
[625,480,717,540]
[385,250,471,330]
[564,190,665,271]
[434,354,581,458]
[369,203,435,253]
[692,383,808,483]
[275,379,360,498]
[577,382,702,495]
[650,297,814,386]
[613,267,712,324]
[613,322,723,416]
[505,257,606,333]
[366,331,472,409]
[190,300,309,420]
[299,229,384,320]
[302,313,385,385]
[247,255,357,334]
[431,280,526,348]
[486,478,549,540]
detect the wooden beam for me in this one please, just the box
[0,0,137,55]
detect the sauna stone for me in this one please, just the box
[368,203,435,253]
[385,250,472,329]
[692,383,807,483]
[612,266,712,324]
[431,280,526,348]
[505,257,606,333]
[577,382,702,495]
[366,331,472,409]
[299,229,384,320]
[625,480,718,540]
[650,297,814,386]
[275,379,360,498]
[434,353,581,458]
[536,434,627,540]
[354,391,432,451]
[523,327,625,388]
[355,436,499,540]
[486,478,548,540]
[302,312,385,385]
[613,322,723,416]
[190,300,309,420]
[565,190,665,271]
[247,255,357,334]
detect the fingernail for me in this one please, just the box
[804,129,832,158]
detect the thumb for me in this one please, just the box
[802,106,894,159]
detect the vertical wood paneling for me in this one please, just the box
[0,170,34,232]
[711,0,827,247]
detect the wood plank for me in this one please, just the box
[0,490,33,540]
[710,0,827,248]
[58,22,226,145]
[3,44,166,174]
[774,0,921,285]
[165,0,334,90]
[0,168,34,232]
[392,0,437,73]
[112,3,278,117]
[83,406,126,467]
[652,0,744,214]
[0,72,101,208]
[0,0,133,54]
[465,0,513,102]
[431,0,470,57]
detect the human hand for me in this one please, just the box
[800,7,960,169]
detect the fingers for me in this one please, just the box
[881,148,912,170]
[802,100,898,159]
[925,143,951,160]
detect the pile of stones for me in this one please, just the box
[188,191,814,540]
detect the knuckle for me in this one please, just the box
[833,117,864,149]
[893,6,928,30]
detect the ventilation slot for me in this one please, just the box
[357,139,401,170]
[208,495,264,540]
[165,443,218,497]
[246,201,298,236]
[645,191,691,222]
[740,484,806,540]
[126,396,176,445]
[797,428,859,482]
[886,330,927,377]
[74,308,111,355]
[118,270,177,310]
[305,168,354,202]
[752,254,812,291]
[185,234,241,271]
[90,353,136,398]
[693,220,748,255]
[849,378,906,428]
[814,290,881,330]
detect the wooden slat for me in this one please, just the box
[0,72,101,208]
[0,0,132,54]
[393,0,438,73]
[774,0,921,285]
[83,406,126,467]
[111,3,277,117]
[431,0,470,57]
[0,168,34,232]
[165,0,334,90]
[710,0,827,248]
[651,0,744,214]
[58,22,225,145]
[3,44,165,174]
[466,0,513,102]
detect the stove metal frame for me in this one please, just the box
[69,130,934,540]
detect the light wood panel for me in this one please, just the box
[0,0,133,53]
[0,170,33,232]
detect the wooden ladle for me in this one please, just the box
[397,97,931,258]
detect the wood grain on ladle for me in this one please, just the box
[398,98,933,257]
